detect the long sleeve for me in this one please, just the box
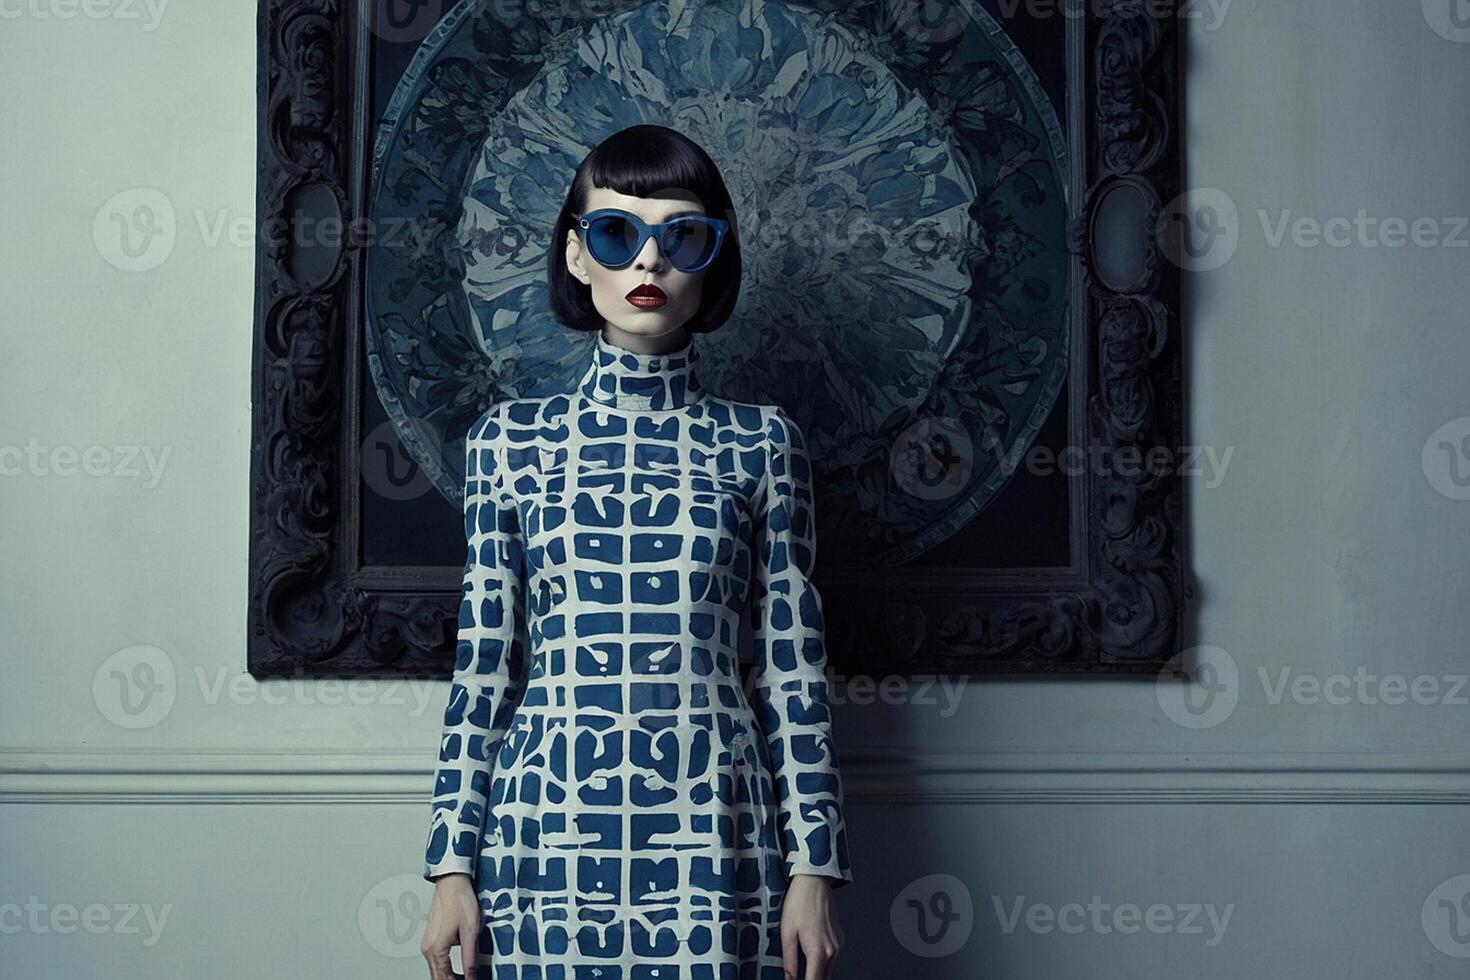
[423,405,531,882]
[749,407,854,887]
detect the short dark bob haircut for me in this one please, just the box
[548,124,742,334]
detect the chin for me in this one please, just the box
[602,307,695,334]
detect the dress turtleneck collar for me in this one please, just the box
[577,331,706,412]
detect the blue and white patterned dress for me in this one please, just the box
[424,331,854,976]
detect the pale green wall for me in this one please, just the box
[3,1,1469,977]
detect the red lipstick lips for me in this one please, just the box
[626,283,668,310]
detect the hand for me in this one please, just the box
[421,873,483,980]
[780,873,843,980]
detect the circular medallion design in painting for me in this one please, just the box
[366,0,1068,565]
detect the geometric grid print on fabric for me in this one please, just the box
[424,331,853,975]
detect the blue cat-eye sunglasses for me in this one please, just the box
[573,208,730,273]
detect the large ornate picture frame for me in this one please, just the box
[249,0,1187,679]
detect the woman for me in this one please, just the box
[421,124,853,980]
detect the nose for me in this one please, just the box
[632,232,665,272]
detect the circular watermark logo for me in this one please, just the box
[361,417,439,502]
[93,188,176,273]
[1421,416,1470,500]
[1156,645,1239,730]
[891,873,974,958]
[366,0,445,44]
[891,416,975,503]
[1423,874,1470,957]
[1423,0,1470,43]
[1157,187,1239,272]
[884,0,970,45]
[93,644,177,730]
[360,873,435,958]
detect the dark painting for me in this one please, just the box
[250,0,1186,677]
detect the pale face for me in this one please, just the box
[564,186,710,347]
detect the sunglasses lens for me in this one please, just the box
[663,219,720,271]
[585,214,641,266]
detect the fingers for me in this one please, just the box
[461,911,479,980]
[782,928,801,980]
[802,932,838,980]
[421,940,454,980]
[421,876,483,980]
[420,911,453,980]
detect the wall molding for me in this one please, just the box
[3,747,1470,805]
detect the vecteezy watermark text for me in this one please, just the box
[93,646,445,730]
[991,895,1234,946]
[829,672,968,718]
[0,898,170,945]
[1159,188,1469,271]
[1158,646,1470,729]
[0,0,169,31]
[992,0,1232,31]
[0,440,170,488]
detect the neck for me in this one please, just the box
[578,330,706,412]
